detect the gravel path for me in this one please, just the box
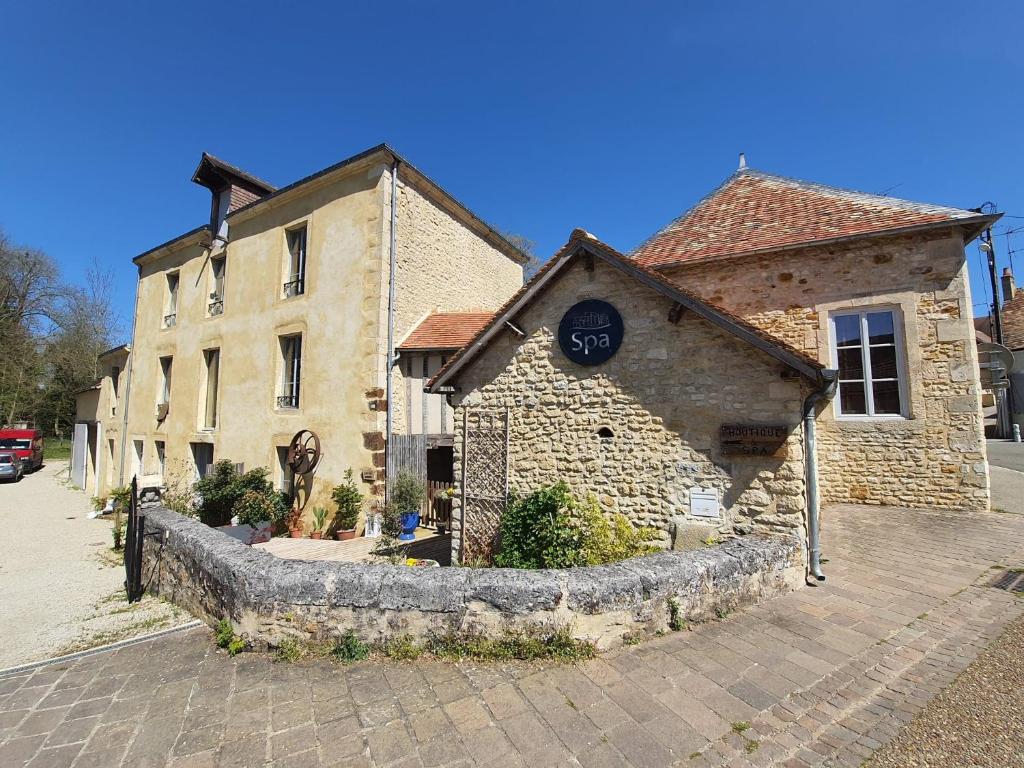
[0,461,186,669]
[866,605,1024,768]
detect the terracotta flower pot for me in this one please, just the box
[336,529,356,541]
[310,531,322,540]
[288,527,303,539]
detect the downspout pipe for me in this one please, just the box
[384,159,399,505]
[803,370,838,585]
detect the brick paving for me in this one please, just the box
[2,503,1023,768]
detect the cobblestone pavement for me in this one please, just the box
[2,503,1024,768]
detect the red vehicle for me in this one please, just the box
[0,429,44,472]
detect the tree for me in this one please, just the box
[504,233,543,281]
[0,229,118,433]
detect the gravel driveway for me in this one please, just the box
[0,461,186,670]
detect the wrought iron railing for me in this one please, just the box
[283,277,305,297]
[163,313,176,328]
[124,476,144,603]
[208,298,223,316]
[277,393,299,409]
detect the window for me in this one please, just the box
[203,349,220,429]
[132,440,144,480]
[110,365,121,416]
[277,446,295,504]
[284,225,307,297]
[209,257,225,316]
[164,272,179,328]
[191,442,214,480]
[278,335,302,408]
[158,356,173,405]
[155,441,166,477]
[831,309,905,417]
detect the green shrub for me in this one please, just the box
[495,482,583,569]
[215,619,246,656]
[194,462,284,527]
[496,482,655,569]
[390,471,425,513]
[380,634,422,660]
[332,630,370,664]
[233,487,287,528]
[428,626,595,662]
[275,637,303,663]
[330,469,363,532]
[109,485,132,513]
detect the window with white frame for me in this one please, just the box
[831,309,905,417]
[278,334,302,408]
[284,226,307,297]
[164,272,179,327]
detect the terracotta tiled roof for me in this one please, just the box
[428,229,829,392]
[399,312,494,351]
[1001,296,1024,351]
[633,169,989,269]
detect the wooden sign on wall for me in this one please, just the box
[719,424,790,458]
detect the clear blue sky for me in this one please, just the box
[3,1,1022,338]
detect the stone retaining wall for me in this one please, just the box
[141,506,804,651]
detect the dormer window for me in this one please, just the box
[284,225,307,297]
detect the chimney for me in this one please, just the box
[1003,267,1016,302]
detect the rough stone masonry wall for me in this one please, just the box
[388,174,525,435]
[140,506,802,651]
[664,231,989,512]
[449,258,811,559]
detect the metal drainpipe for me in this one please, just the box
[384,159,399,505]
[117,264,143,487]
[803,372,838,584]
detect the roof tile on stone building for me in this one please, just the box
[428,229,829,391]
[633,168,989,269]
[399,312,494,351]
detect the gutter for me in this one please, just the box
[117,265,143,486]
[803,369,839,584]
[384,160,399,503]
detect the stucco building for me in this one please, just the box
[80,145,525,528]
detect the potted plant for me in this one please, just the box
[330,469,362,541]
[287,507,303,538]
[391,471,425,541]
[310,507,328,540]
[233,488,287,544]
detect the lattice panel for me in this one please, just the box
[461,409,509,563]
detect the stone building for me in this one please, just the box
[430,231,835,562]
[633,167,998,513]
[81,145,526,530]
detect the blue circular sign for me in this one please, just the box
[558,299,624,366]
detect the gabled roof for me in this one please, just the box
[633,168,1000,269]
[226,143,529,266]
[428,229,834,393]
[399,312,494,351]
[191,152,276,195]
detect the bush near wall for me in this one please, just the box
[495,482,656,569]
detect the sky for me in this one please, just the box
[2,1,1023,340]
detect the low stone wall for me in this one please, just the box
[141,506,804,651]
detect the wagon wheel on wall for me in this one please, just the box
[287,429,322,476]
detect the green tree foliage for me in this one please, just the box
[0,230,118,435]
[495,482,656,569]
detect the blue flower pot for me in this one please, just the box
[398,511,420,541]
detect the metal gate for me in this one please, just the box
[460,409,509,563]
[124,477,144,603]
